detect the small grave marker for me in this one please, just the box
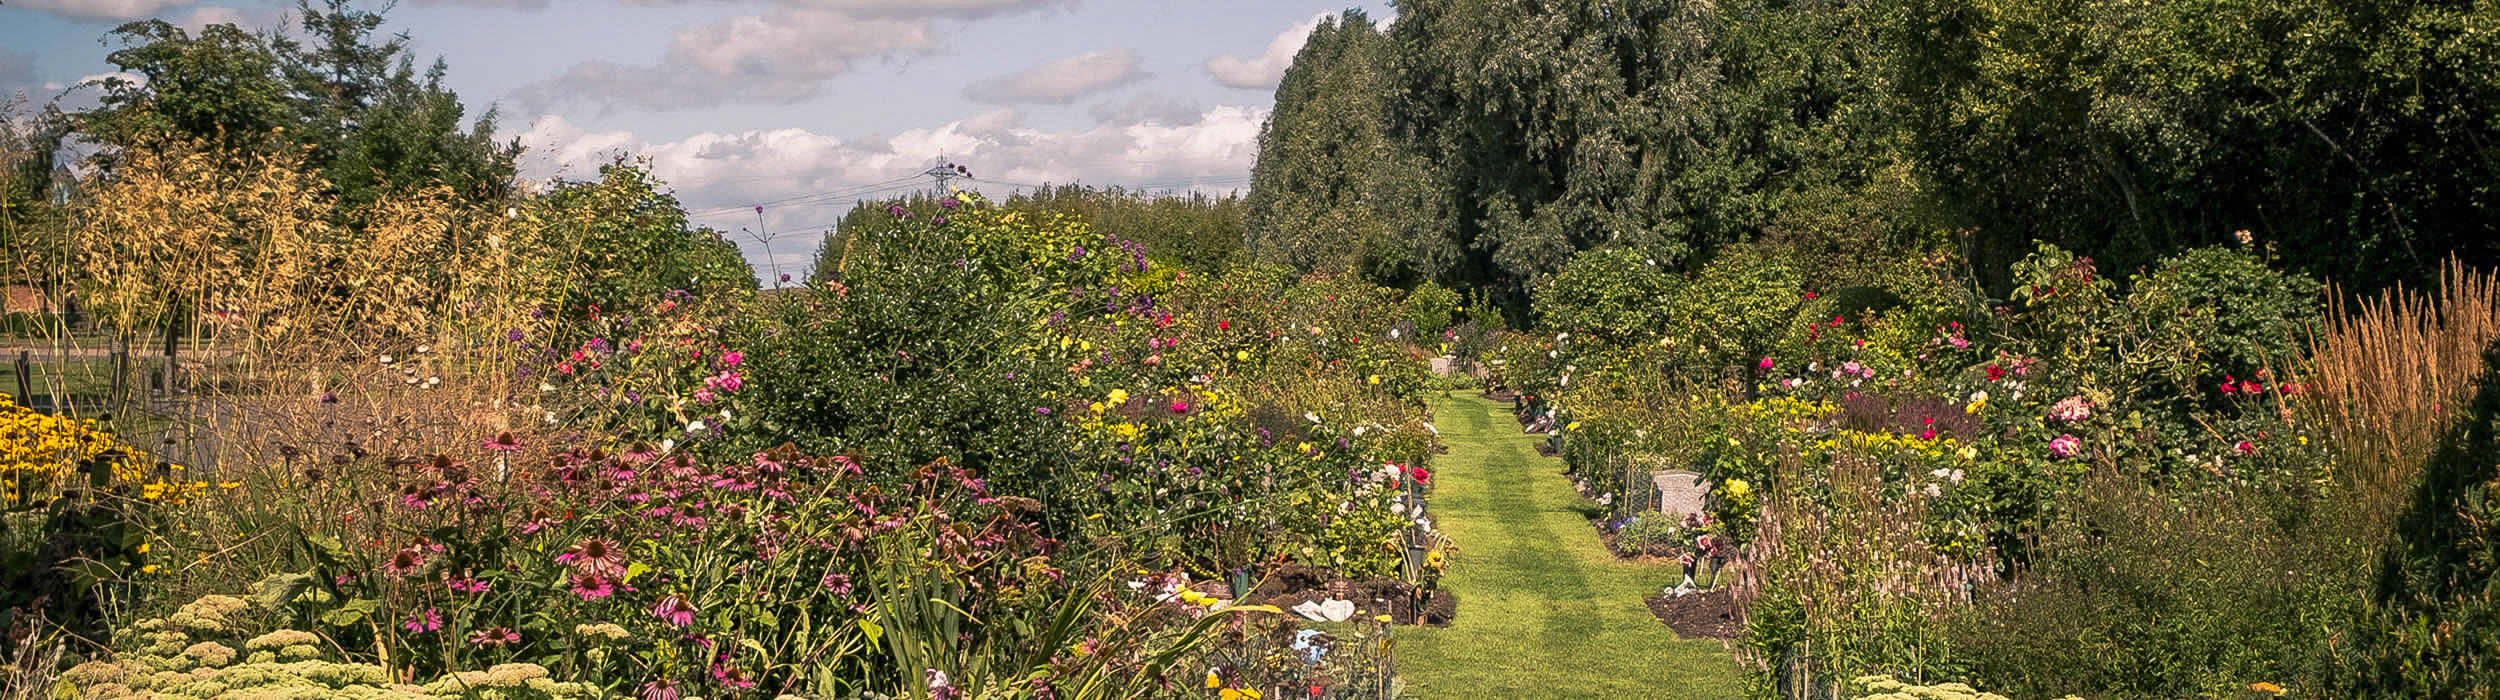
[1653,470,1708,518]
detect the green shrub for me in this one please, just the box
[1946,477,2354,698]
[1532,248,1680,345]
[1407,280,1461,339]
[2329,339,2500,696]
[1664,243,1805,375]
[2122,246,2323,403]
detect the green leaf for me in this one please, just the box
[858,619,883,645]
[623,562,651,583]
[320,598,380,627]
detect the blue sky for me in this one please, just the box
[1,0,1393,278]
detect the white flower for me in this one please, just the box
[719,410,732,422]
[505,207,518,219]
[1305,412,1320,423]
[1390,328,1401,339]
[1949,469,1965,483]
[1548,350,1559,358]
[1969,390,1990,403]
[1931,468,1951,479]
[1556,332,1570,342]
[661,439,675,452]
[1353,426,1368,436]
[1391,504,1407,515]
[379,354,394,364]
[686,420,706,434]
[1924,484,1943,497]
[540,382,556,392]
[415,345,430,353]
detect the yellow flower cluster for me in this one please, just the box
[1,392,193,502]
[1838,429,1960,459]
[1747,396,1838,425]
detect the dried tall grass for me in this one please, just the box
[2305,257,2500,525]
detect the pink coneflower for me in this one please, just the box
[468,627,520,646]
[712,661,757,690]
[483,432,525,452]
[639,678,681,700]
[519,509,558,535]
[821,572,854,596]
[569,574,617,600]
[401,608,443,633]
[2049,434,2082,458]
[383,547,426,577]
[652,594,697,627]
[558,537,627,576]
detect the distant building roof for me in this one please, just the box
[4,285,53,314]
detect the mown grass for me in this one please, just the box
[1396,395,1745,699]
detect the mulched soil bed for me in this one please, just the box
[1646,589,1741,640]
[1236,565,1458,627]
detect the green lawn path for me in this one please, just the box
[1395,395,1746,699]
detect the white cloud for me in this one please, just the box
[172,6,272,33]
[631,0,1071,18]
[1088,92,1203,126]
[1204,12,1327,90]
[518,104,1265,279]
[515,8,937,112]
[8,0,195,21]
[406,0,553,7]
[77,71,146,88]
[962,49,1146,105]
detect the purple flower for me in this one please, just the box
[888,204,909,218]
[2049,434,2082,458]
[652,594,697,627]
[506,328,525,342]
[934,215,949,225]
[401,608,444,633]
[939,197,960,210]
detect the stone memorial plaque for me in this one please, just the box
[1653,469,1708,518]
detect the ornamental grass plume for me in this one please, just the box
[2307,257,2500,530]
